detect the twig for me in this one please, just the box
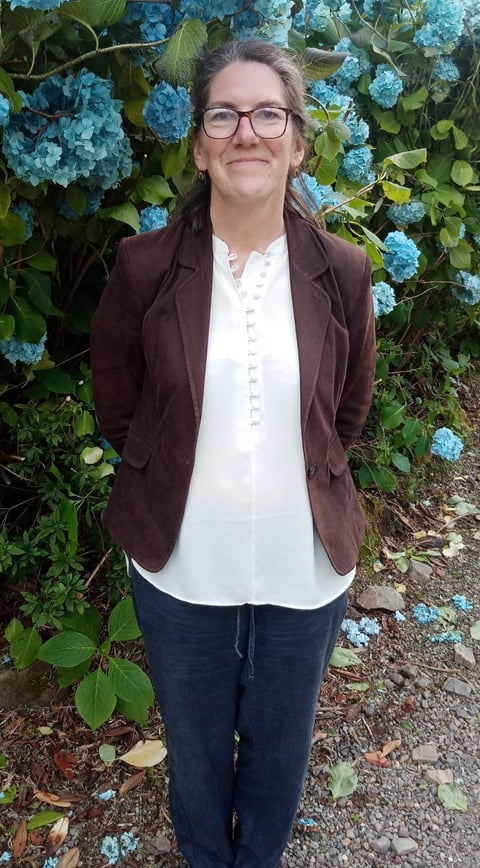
[85,548,112,588]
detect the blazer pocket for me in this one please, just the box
[327,432,348,476]
[122,428,153,469]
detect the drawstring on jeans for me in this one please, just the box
[234,606,256,677]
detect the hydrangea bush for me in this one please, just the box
[0,0,478,640]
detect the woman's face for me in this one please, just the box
[193,61,304,214]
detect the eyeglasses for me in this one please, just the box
[200,106,293,139]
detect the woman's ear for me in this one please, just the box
[193,138,207,172]
[290,140,305,172]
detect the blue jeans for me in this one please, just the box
[130,565,347,868]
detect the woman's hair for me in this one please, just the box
[173,39,318,231]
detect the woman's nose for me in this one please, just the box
[232,115,259,143]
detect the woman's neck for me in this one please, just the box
[210,203,285,265]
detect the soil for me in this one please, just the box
[0,371,479,868]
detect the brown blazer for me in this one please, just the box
[90,209,375,576]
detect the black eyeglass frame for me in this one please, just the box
[198,107,294,140]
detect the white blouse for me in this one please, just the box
[132,234,354,608]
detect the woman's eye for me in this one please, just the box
[255,108,282,122]
[210,109,235,123]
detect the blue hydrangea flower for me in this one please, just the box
[372,281,396,317]
[341,616,381,647]
[387,201,427,228]
[143,82,191,143]
[121,2,181,50]
[452,595,473,612]
[340,146,375,184]
[332,38,370,92]
[7,0,64,8]
[96,789,117,800]
[452,271,480,305]
[138,205,169,233]
[345,113,370,145]
[229,0,293,45]
[369,64,404,108]
[431,427,464,462]
[394,610,406,622]
[0,334,46,366]
[428,630,462,643]
[100,831,140,865]
[10,199,35,240]
[383,230,420,282]
[412,603,440,624]
[433,56,460,81]
[0,95,11,127]
[414,0,465,51]
[0,853,11,863]
[293,173,345,218]
[3,70,132,189]
[42,858,59,868]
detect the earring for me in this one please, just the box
[198,170,206,181]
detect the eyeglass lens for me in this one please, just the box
[203,107,289,139]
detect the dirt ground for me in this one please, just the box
[1,371,479,867]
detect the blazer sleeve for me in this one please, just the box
[90,237,146,456]
[335,251,376,450]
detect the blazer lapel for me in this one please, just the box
[175,227,213,422]
[285,212,332,431]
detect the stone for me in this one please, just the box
[412,743,439,763]
[443,676,472,697]
[400,663,420,679]
[408,559,433,585]
[454,644,476,671]
[392,836,418,855]
[370,836,391,854]
[425,768,454,785]
[145,834,171,854]
[356,585,405,612]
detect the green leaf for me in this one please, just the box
[75,668,117,730]
[23,269,53,315]
[107,596,141,642]
[437,783,468,812]
[74,410,95,436]
[400,87,428,112]
[92,460,115,479]
[0,68,23,112]
[430,119,454,140]
[5,617,25,644]
[0,183,11,219]
[130,176,173,206]
[470,620,480,640]
[0,314,15,341]
[451,160,473,187]
[59,497,78,555]
[327,761,358,800]
[99,203,140,231]
[27,810,65,830]
[99,743,116,766]
[62,605,102,644]
[381,181,411,204]
[0,212,25,247]
[0,785,17,805]
[379,403,406,429]
[345,682,370,692]
[9,296,45,343]
[66,184,87,216]
[329,646,362,668]
[115,697,150,726]
[27,250,58,272]
[401,418,422,444]
[449,241,471,270]
[81,445,103,465]
[10,628,43,671]
[61,0,126,27]
[303,48,349,80]
[56,659,91,687]
[452,126,468,150]
[384,149,427,170]
[161,138,189,179]
[38,631,96,667]
[34,369,76,394]
[108,658,154,706]
[391,452,410,473]
[154,18,207,85]
[372,109,401,134]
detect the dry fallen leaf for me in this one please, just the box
[364,750,391,768]
[311,730,328,745]
[12,818,28,859]
[56,847,81,868]
[118,769,146,797]
[381,738,402,757]
[45,816,69,856]
[33,789,77,808]
[119,739,167,768]
[53,749,77,781]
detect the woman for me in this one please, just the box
[91,39,376,868]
